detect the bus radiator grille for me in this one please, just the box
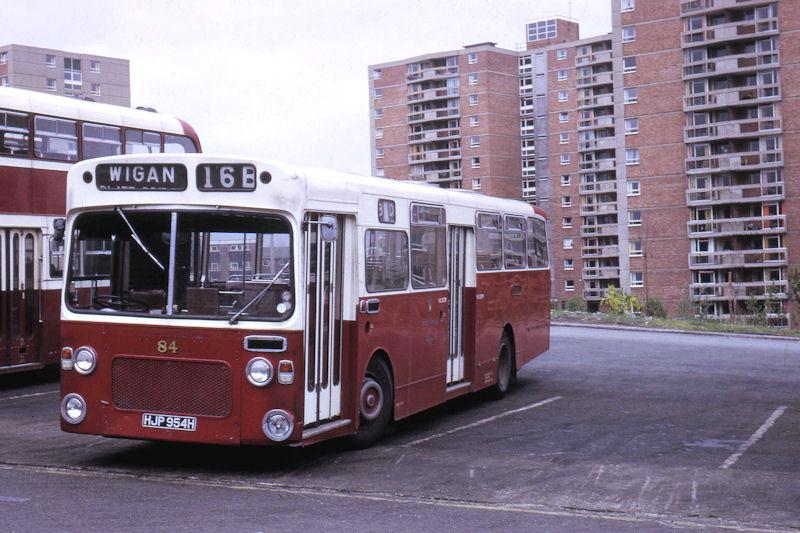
[111,357,231,417]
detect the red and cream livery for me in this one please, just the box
[59,153,550,447]
[0,87,199,375]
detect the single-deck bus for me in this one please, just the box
[0,87,200,375]
[59,154,550,447]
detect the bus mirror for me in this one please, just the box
[53,218,66,243]
[320,215,338,242]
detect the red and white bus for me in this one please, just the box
[59,153,550,447]
[0,87,200,375]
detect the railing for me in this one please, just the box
[407,87,458,102]
[690,280,788,300]
[583,267,621,280]
[687,214,786,236]
[682,18,778,46]
[579,137,616,151]
[685,149,782,173]
[408,128,460,143]
[576,72,613,87]
[579,158,616,172]
[688,247,787,268]
[408,149,461,163]
[406,66,458,82]
[581,223,619,237]
[683,51,779,78]
[410,168,462,182]
[578,115,615,129]
[580,202,618,215]
[580,180,617,194]
[575,50,612,66]
[582,245,620,258]
[577,94,614,109]
[684,84,780,110]
[685,182,783,204]
[685,118,781,142]
[407,108,460,122]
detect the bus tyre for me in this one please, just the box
[348,358,393,449]
[490,333,515,400]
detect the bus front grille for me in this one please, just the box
[112,357,231,417]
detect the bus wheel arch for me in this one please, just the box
[349,351,394,448]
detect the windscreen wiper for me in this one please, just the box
[115,207,165,271]
[229,261,291,325]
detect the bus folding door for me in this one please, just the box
[1,229,40,368]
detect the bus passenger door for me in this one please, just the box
[447,226,468,385]
[303,214,344,427]
[2,229,40,367]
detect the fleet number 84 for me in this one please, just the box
[157,340,178,354]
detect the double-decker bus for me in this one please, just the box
[59,153,550,447]
[0,87,200,375]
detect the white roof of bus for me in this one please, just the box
[0,87,186,134]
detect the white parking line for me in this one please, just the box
[720,406,787,470]
[402,396,562,447]
[0,390,59,402]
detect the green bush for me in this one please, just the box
[643,298,667,319]
[601,286,641,315]
[565,296,586,312]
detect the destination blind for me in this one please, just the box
[95,164,188,191]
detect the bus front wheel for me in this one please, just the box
[490,333,515,399]
[348,357,393,448]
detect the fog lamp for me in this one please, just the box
[262,409,293,441]
[60,393,87,424]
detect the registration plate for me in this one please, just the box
[141,413,197,432]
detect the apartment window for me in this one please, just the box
[557,69,567,81]
[559,132,569,144]
[46,78,56,91]
[468,73,478,85]
[627,180,641,196]
[209,262,219,270]
[565,280,575,291]
[0,76,7,87]
[559,112,568,123]
[528,19,557,42]
[624,117,639,134]
[90,60,100,73]
[91,83,100,96]
[558,90,568,102]
[374,108,383,119]
[560,174,571,186]
[628,210,642,226]
[624,87,639,104]
[0,51,7,65]
[564,259,574,270]
[621,0,635,12]
[471,157,480,168]
[625,148,640,165]
[622,26,636,42]
[556,49,567,60]
[229,262,240,270]
[630,271,644,288]
[629,240,643,256]
[64,58,82,90]
[375,147,384,159]
[560,154,570,165]
[470,135,480,147]
[469,94,478,106]
[375,128,383,139]
[44,54,55,66]
[467,52,478,64]
[622,57,637,74]
[561,196,572,208]
[373,88,382,99]
[562,216,572,228]
[373,68,382,80]
[563,238,574,250]
[472,178,481,190]
[469,115,479,127]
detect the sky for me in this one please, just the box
[3,0,611,175]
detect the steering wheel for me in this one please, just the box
[92,295,150,313]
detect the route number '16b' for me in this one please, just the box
[196,164,257,192]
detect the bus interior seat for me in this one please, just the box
[129,289,166,312]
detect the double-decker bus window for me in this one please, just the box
[0,110,30,156]
[410,205,447,289]
[67,210,293,321]
[164,134,198,153]
[125,130,160,154]
[365,229,409,292]
[34,116,78,161]
[49,236,64,278]
[527,217,549,268]
[504,216,527,270]
[82,123,121,159]
[476,212,502,271]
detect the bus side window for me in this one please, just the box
[503,215,526,270]
[365,229,408,293]
[125,129,160,154]
[527,217,549,268]
[476,212,502,271]
[34,116,77,161]
[164,134,198,153]
[49,236,64,278]
[82,123,121,159]
[410,205,447,289]
[0,111,30,156]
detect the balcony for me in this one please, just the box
[683,51,779,80]
[581,223,619,237]
[583,267,620,280]
[688,247,787,269]
[688,214,786,237]
[690,281,788,301]
[406,66,458,82]
[580,180,617,194]
[408,108,460,123]
[682,18,778,47]
[579,136,616,151]
[580,202,618,216]
[408,127,460,144]
[685,118,781,142]
[576,72,613,88]
[577,93,614,110]
[681,0,770,15]
[408,149,461,164]
[580,158,616,173]
[407,87,458,103]
[685,149,782,174]
[686,182,783,206]
[582,245,620,258]
[584,288,609,301]
[575,50,612,66]
[684,85,780,111]
[410,168,462,182]
[578,115,614,130]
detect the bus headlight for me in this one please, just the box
[60,393,87,424]
[73,347,97,375]
[246,357,273,386]
[262,409,294,441]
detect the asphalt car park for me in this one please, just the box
[0,325,798,532]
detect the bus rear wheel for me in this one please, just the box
[490,333,515,399]
[348,357,393,448]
